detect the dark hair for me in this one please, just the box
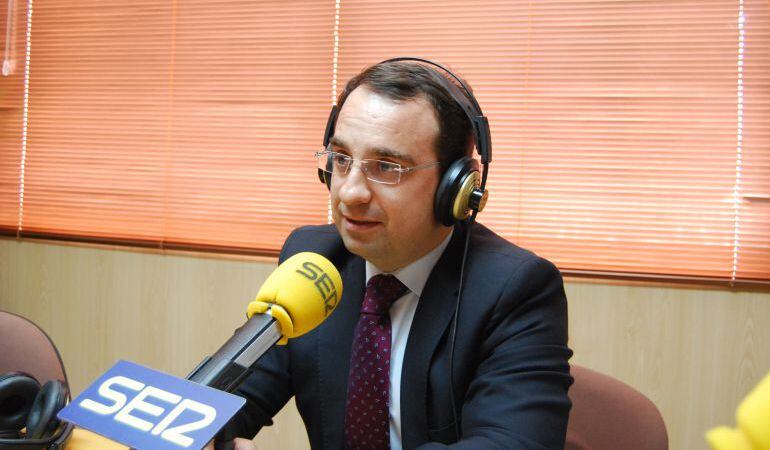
[336,60,474,173]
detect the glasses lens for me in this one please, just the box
[366,160,401,184]
[315,152,402,185]
[331,153,352,173]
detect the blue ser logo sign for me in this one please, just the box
[58,360,245,450]
[79,375,216,447]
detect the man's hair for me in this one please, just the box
[336,60,474,173]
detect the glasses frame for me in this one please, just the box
[315,150,441,185]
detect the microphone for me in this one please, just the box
[186,252,342,393]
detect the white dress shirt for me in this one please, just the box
[364,231,453,450]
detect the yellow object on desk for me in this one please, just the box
[706,372,770,450]
[65,428,128,449]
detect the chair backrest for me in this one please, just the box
[0,310,68,385]
[566,365,668,450]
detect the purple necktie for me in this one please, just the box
[344,274,408,450]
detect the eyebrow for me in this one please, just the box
[328,136,416,166]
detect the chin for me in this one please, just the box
[340,233,386,263]
[339,232,369,256]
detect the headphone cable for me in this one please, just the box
[447,208,478,442]
[447,159,487,442]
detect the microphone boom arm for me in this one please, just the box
[186,313,282,392]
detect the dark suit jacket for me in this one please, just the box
[223,222,573,449]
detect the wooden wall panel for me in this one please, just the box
[1,238,769,449]
[566,281,770,449]
[0,239,307,449]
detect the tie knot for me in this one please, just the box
[362,274,408,316]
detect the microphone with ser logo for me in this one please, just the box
[186,252,343,392]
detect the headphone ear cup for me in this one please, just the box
[323,105,339,148]
[25,380,67,440]
[323,171,332,190]
[434,157,480,226]
[317,168,332,189]
[317,152,333,190]
[321,104,340,190]
[0,372,41,434]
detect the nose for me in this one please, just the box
[336,162,372,206]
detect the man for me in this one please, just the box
[218,60,573,449]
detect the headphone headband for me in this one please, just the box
[378,57,484,118]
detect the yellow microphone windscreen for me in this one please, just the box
[247,252,342,344]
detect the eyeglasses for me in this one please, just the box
[315,150,440,185]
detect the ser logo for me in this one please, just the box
[78,375,216,447]
[296,261,339,314]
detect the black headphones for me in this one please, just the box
[319,57,492,226]
[0,372,73,450]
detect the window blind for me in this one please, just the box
[336,0,770,284]
[740,0,770,281]
[0,0,27,230]
[2,0,334,254]
[1,0,768,284]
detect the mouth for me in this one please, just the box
[342,216,381,231]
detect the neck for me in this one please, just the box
[373,226,453,273]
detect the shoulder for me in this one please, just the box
[460,223,566,332]
[466,222,561,282]
[443,224,571,396]
[279,224,348,265]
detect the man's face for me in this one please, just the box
[329,86,451,272]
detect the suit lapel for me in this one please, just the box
[400,225,466,448]
[318,254,365,448]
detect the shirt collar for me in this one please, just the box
[365,230,454,298]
